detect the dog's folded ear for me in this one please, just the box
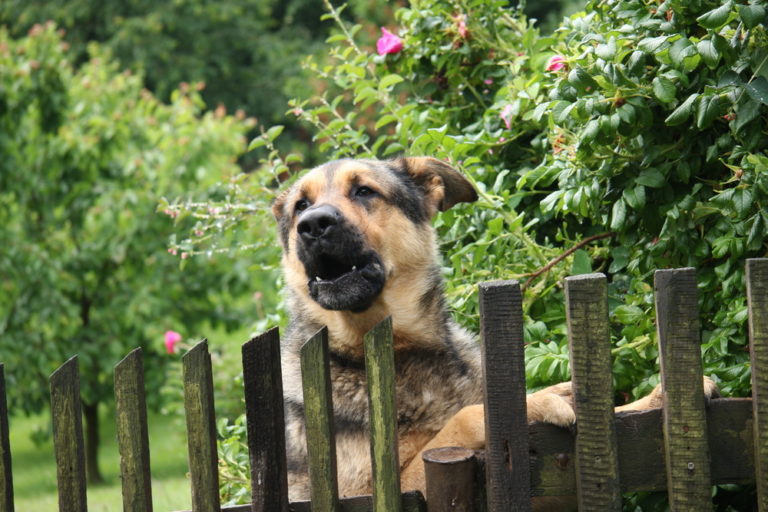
[401,156,478,215]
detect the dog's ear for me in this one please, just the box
[272,189,288,220]
[402,156,478,215]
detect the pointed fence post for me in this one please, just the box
[364,317,402,512]
[747,258,768,511]
[114,348,153,512]
[50,356,88,512]
[242,328,289,512]
[0,364,13,512]
[654,268,711,510]
[479,280,530,512]
[183,340,220,512]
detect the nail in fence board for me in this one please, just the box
[0,364,13,512]
[50,356,88,512]
[748,258,768,511]
[182,340,221,512]
[565,274,621,510]
[300,327,340,511]
[654,268,711,510]
[478,280,530,512]
[114,348,153,512]
[242,328,289,512]
[363,317,402,512]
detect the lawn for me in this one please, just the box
[9,410,192,511]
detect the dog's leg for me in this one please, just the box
[616,375,719,412]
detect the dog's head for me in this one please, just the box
[272,157,477,314]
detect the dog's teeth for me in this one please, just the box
[352,266,357,271]
[315,276,321,281]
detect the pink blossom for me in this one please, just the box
[376,28,403,56]
[545,55,566,72]
[456,15,469,39]
[500,104,514,130]
[165,330,182,354]
[484,78,493,85]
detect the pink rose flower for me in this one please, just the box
[165,330,182,354]
[546,55,566,72]
[376,27,403,56]
[500,104,514,130]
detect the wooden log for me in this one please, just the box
[50,356,88,512]
[478,280,530,512]
[114,348,153,512]
[242,328,289,512]
[182,340,221,512]
[0,364,14,512]
[747,258,768,511]
[363,317,402,512]
[176,491,427,512]
[564,273,621,510]
[300,327,340,511]
[423,447,476,512]
[654,268,712,510]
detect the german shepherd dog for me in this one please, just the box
[271,157,715,508]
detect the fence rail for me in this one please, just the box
[0,259,767,512]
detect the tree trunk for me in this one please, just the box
[83,400,103,484]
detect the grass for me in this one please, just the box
[9,410,192,511]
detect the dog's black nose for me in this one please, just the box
[297,204,340,241]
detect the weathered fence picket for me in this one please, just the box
[748,258,768,511]
[241,327,289,512]
[182,340,221,512]
[565,274,621,510]
[478,280,530,512]
[0,364,13,512]
[300,327,341,511]
[655,269,712,510]
[49,356,88,512]
[1,260,767,511]
[114,348,153,512]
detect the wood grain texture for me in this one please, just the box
[363,317,402,512]
[50,356,88,512]
[747,258,768,511]
[654,268,711,510]
[0,364,14,512]
[182,340,221,512]
[114,348,153,512]
[478,280,530,512]
[565,274,621,510]
[300,327,340,512]
[242,328,289,512]
[423,447,476,512]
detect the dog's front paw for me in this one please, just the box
[526,392,576,428]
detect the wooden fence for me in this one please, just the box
[1,259,767,511]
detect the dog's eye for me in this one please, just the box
[295,199,310,213]
[354,186,376,198]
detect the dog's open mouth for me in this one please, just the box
[305,251,385,312]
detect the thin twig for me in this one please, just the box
[521,231,617,291]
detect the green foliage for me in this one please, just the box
[0,23,256,419]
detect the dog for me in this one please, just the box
[271,156,716,508]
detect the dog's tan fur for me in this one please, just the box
[272,157,716,508]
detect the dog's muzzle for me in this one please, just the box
[296,204,385,312]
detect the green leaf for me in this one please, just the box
[665,93,699,126]
[696,94,722,129]
[696,1,733,29]
[739,3,766,29]
[669,38,697,67]
[610,198,627,230]
[595,37,617,60]
[745,77,768,106]
[732,188,752,218]
[266,125,284,142]
[374,115,398,130]
[635,168,666,188]
[379,74,404,91]
[623,185,646,209]
[652,76,677,103]
[734,97,760,132]
[247,137,266,151]
[638,35,669,54]
[567,67,598,93]
[613,305,644,324]
[571,249,592,275]
[696,40,721,69]
[609,246,630,273]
